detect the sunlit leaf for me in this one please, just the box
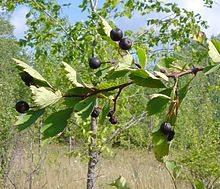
[109,176,130,189]
[117,54,133,70]
[208,39,220,63]
[99,16,112,37]
[15,109,45,131]
[154,71,169,81]
[41,108,73,140]
[12,58,52,88]
[136,47,147,68]
[203,63,220,75]
[31,86,62,108]
[62,61,83,87]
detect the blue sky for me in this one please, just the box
[9,0,220,39]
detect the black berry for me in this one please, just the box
[109,116,118,124]
[119,38,132,50]
[15,100,29,113]
[89,57,101,69]
[20,72,34,86]
[107,109,114,117]
[160,122,172,135]
[110,28,123,41]
[167,130,175,141]
[91,107,100,118]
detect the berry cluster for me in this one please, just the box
[107,109,118,124]
[88,28,132,70]
[160,122,175,141]
[110,28,132,50]
[90,107,118,124]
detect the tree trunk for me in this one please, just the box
[86,116,98,189]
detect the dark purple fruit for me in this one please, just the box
[107,109,114,117]
[89,57,101,69]
[167,130,175,141]
[91,107,100,118]
[119,38,132,50]
[110,28,123,41]
[20,72,34,86]
[160,122,172,135]
[109,116,118,124]
[15,100,29,113]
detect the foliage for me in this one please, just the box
[0,0,220,188]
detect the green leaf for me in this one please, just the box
[208,39,220,63]
[156,57,177,69]
[99,16,112,37]
[203,63,220,75]
[99,100,110,125]
[107,69,130,80]
[147,94,170,116]
[62,61,83,87]
[136,47,147,68]
[152,129,169,162]
[15,109,45,131]
[63,87,92,108]
[110,176,130,189]
[165,160,180,179]
[41,108,73,140]
[31,86,62,108]
[74,95,96,119]
[117,54,133,70]
[154,71,169,81]
[194,179,205,189]
[12,58,52,88]
[130,69,166,88]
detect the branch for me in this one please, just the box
[32,0,83,52]
[165,67,204,78]
[63,81,133,98]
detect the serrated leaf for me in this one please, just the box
[15,109,45,131]
[74,95,96,119]
[110,176,130,189]
[136,47,147,68]
[99,100,110,125]
[152,130,169,162]
[203,63,220,75]
[41,108,73,140]
[12,58,52,88]
[156,57,177,69]
[130,69,166,88]
[208,39,220,63]
[31,86,62,108]
[62,62,83,87]
[99,16,112,37]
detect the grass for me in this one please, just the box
[4,144,190,189]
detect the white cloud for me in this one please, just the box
[10,6,29,38]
